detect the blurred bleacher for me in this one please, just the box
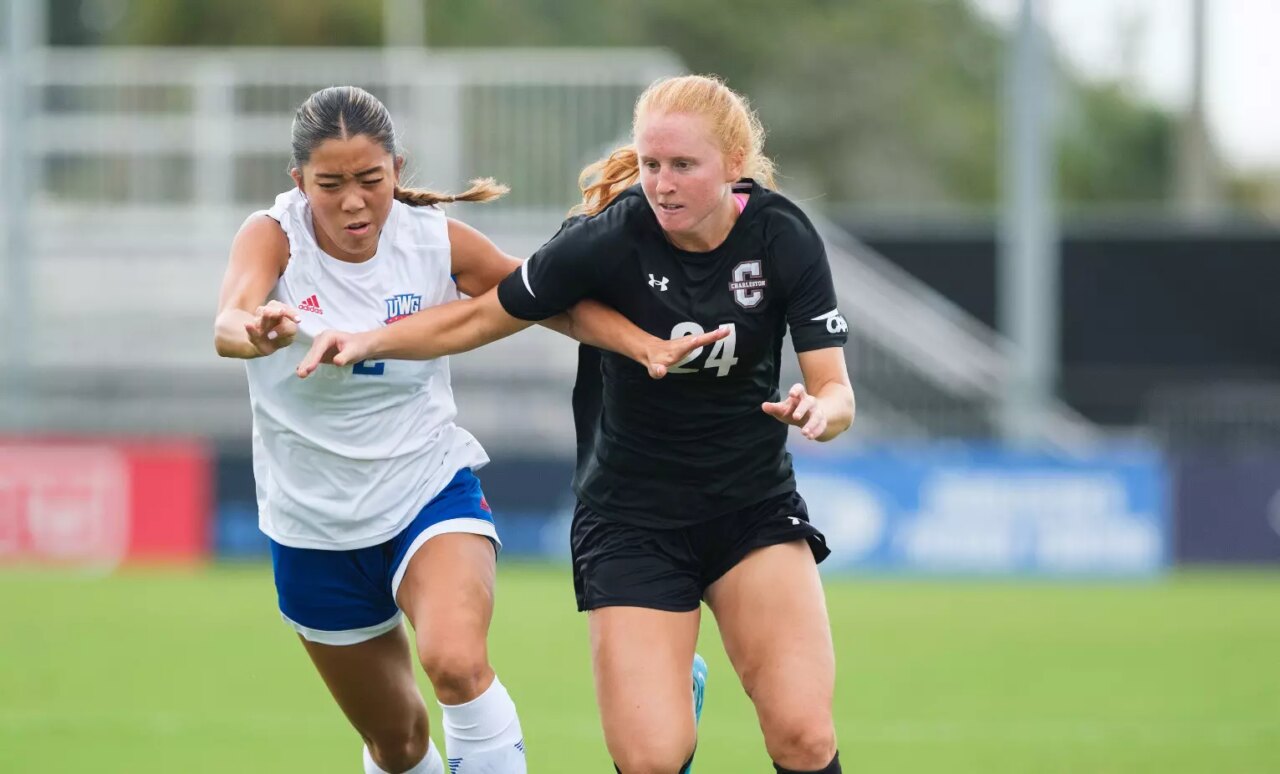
[2,46,1097,452]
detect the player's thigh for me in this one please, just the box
[388,467,501,680]
[301,624,429,743]
[395,531,497,663]
[589,605,702,767]
[573,502,705,767]
[271,538,424,740]
[704,540,835,727]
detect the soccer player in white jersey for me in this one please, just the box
[214,86,720,774]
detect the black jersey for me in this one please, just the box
[497,180,848,527]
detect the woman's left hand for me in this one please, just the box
[762,383,827,440]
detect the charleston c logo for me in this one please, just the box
[730,260,766,308]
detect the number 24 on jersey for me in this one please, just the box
[669,322,738,376]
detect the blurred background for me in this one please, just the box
[2,0,1278,772]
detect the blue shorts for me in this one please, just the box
[269,467,499,646]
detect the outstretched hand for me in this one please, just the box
[296,329,375,378]
[643,326,731,379]
[762,382,828,440]
[245,301,301,356]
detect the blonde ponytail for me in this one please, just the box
[570,146,640,217]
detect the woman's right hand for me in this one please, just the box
[642,326,731,379]
[245,301,302,356]
[296,329,377,378]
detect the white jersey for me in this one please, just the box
[245,188,489,550]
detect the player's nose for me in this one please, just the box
[340,191,364,212]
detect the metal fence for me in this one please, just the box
[21,46,681,220]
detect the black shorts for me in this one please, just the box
[570,490,831,612]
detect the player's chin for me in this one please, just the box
[342,234,375,252]
[655,206,691,229]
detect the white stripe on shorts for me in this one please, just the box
[390,517,500,602]
[281,611,403,646]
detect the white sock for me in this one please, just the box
[440,675,527,773]
[362,738,444,774]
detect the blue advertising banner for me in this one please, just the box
[794,444,1170,577]
[214,445,1171,577]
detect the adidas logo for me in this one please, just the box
[298,294,323,315]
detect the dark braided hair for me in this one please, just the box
[291,86,507,207]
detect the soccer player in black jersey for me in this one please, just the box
[299,74,854,774]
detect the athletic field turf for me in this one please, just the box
[2,564,1276,772]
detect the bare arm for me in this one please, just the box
[367,287,532,361]
[539,302,652,361]
[214,214,299,358]
[447,218,726,374]
[296,220,726,378]
[295,220,540,369]
[761,347,855,442]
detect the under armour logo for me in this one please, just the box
[648,274,670,291]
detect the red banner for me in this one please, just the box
[0,439,211,565]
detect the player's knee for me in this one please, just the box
[366,722,430,773]
[611,745,694,774]
[418,642,489,700]
[607,724,695,774]
[763,719,836,770]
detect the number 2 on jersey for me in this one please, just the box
[669,322,738,376]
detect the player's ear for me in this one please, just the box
[393,154,405,184]
[725,147,746,182]
[290,167,305,193]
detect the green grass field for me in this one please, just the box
[2,564,1278,773]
